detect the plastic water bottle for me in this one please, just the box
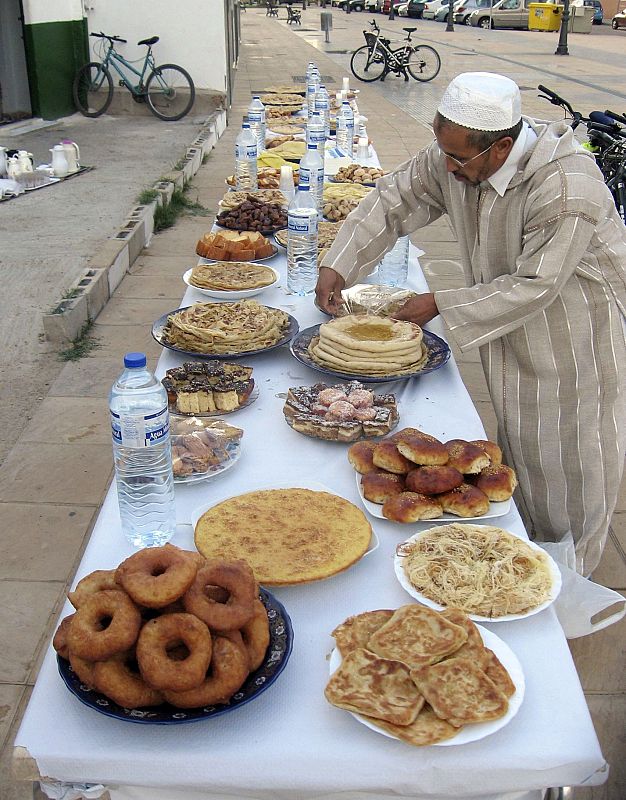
[235,121,258,190]
[307,70,321,117]
[378,236,410,287]
[247,95,266,155]
[287,184,319,295]
[299,144,324,214]
[315,84,331,140]
[336,100,355,160]
[109,353,176,548]
[306,62,317,83]
[306,111,326,160]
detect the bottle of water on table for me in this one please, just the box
[378,236,410,287]
[315,84,331,140]
[336,100,354,160]
[307,70,321,117]
[299,143,324,214]
[109,353,176,548]
[287,184,319,296]
[247,95,266,155]
[306,111,326,160]
[235,120,258,190]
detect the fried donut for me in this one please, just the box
[52,613,75,660]
[93,652,164,708]
[67,590,142,661]
[136,612,212,691]
[163,635,250,708]
[240,599,270,671]
[183,559,256,632]
[68,569,118,609]
[116,544,198,608]
[69,651,98,688]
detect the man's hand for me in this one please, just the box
[392,293,439,326]
[315,267,346,315]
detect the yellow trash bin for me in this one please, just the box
[528,2,563,30]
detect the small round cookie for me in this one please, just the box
[372,441,413,474]
[347,441,378,474]
[382,492,442,522]
[405,465,464,496]
[361,471,405,504]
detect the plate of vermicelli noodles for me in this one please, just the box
[394,523,561,622]
[152,300,298,359]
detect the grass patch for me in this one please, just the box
[153,187,210,232]
[58,320,100,362]
[137,188,159,205]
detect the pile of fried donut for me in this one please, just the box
[53,544,270,710]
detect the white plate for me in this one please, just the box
[393,525,562,622]
[183,266,280,300]
[190,479,379,557]
[173,439,241,485]
[356,473,512,522]
[328,624,525,747]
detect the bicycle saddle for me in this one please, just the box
[403,27,417,33]
[138,36,159,46]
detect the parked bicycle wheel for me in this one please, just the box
[73,62,114,117]
[145,64,195,121]
[350,46,387,83]
[407,45,441,82]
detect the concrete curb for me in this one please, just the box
[42,107,227,347]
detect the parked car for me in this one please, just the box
[422,0,451,19]
[453,0,491,23]
[469,0,556,29]
[397,2,411,14]
[434,0,461,20]
[382,0,407,11]
[336,0,379,10]
[583,0,603,23]
[612,8,626,27]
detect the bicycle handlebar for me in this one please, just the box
[605,109,626,126]
[369,19,380,28]
[537,84,575,117]
[90,31,127,43]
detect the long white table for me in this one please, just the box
[14,240,607,800]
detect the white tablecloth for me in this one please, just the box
[15,247,607,800]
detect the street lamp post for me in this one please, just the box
[555,0,570,55]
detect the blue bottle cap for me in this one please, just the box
[124,352,147,368]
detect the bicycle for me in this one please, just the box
[73,33,195,121]
[538,84,626,223]
[350,20,441,83]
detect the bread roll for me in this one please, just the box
[437,483,490,517]
[347,441,378,474]
[361,471,405,504]
[372,441,414,474]
[472,464,517,501]
[471,439,502,466]
[394,432,449,466]
[444,440,491,475]
[405,465,464,496]
[382,492,442,522]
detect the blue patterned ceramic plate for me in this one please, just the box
[57,588,293,724]
[290,324,451,384]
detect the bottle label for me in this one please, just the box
[235,143,258,160]
[288,211,318,236]
[308,129,326,146]
[111,407,169,448]
[248,111,265,123]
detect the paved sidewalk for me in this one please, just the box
[1,10,624,799]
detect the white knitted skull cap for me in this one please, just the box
[437,72,522,132]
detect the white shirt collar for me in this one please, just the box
[486,121,537,197]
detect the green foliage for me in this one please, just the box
[153,187,209,231]
[137,188,159,205]
[58,320,100,362]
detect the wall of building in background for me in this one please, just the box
[0,0,32,118]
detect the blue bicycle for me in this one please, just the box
[73,32,195,121]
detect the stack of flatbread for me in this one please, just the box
[188,262,277,292]
[325,604,516,746]
[308,314,428,377]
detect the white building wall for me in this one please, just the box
[83,0,227,92]
[22,0,83,24]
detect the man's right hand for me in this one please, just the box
[315,267,346,315]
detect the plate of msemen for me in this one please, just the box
[218,189,288,210]
[152,302,299,360]
[183,264,280,300]
[290,324,450,384]
[262,84,306,95]
[356,474,512,524]
[327,623,524,746]
[57,588,293,725]
[393,523,562,622]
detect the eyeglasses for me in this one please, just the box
[434,139,494,168]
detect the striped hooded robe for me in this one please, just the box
[321,119,626,575]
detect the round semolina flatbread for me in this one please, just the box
[321,315,423,354]
[194,489,372,585]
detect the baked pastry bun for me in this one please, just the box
[444,440,491,475]
[405,465,464,496]
[472,464,517,501]
[347,441,378,474]
[437,483,490,517]
[382,492,442,523]
[372,441,414,474]
[394,431,449,466]
[361,471,405,504]
[471,439,503,466]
